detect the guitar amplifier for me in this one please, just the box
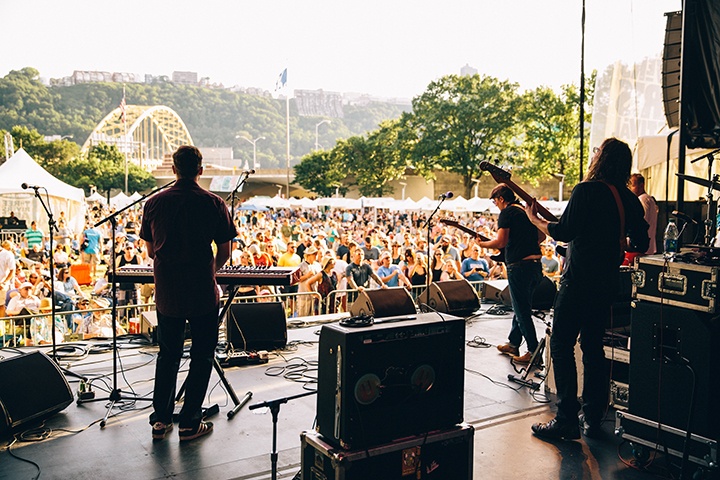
[633,255,718,312]
[316,313,465,449]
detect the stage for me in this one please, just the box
[0,304,662,479]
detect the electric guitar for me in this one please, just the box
[439,218,505,264]
[479,161,559,222]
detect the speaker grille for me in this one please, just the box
[662,11,682,129]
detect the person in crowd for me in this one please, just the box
[6,281,41,316]
[235,250,259,301]
[401,248,416,280]
[24,221,44,251]
[407,252,428,294]
[0,240,15,317]
[628,172,658,257]
[377,251,411,288]
[76,297,124,338]
[440,259,465,281]
[346,248,386,292]
[306,255,338,314]
[430,249,445,282]
[296,246,321,316]
[525,137,649,440]
[390,241,403,265]
[54,218,74,248]
[55,267,85,300]
[541,244,561,279]
[116,242,141,312]
[360,236,380,265]
[277,240,301,311]
[460,246,489,286]
[53,244,70,269]
[475,184,544,364]
[81,223,102,279]
[140,145,236,442]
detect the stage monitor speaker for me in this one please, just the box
[662,10,682,129]
[349,287,416,318]
[482,279,511,306]
[317,314,465,449]
[629,302,719,440]
[420,279,479,317]
[0,352,73,437]
[482,277,557,310]
[227,301,287,351]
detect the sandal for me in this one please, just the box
[178,421,213,441]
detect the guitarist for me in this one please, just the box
[524,137,649,441]
[475,184,544,365]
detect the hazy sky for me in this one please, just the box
[2,0,680,99]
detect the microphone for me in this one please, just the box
[438,191,454,200]
[243,169,256,174]
[21,183,42,190]
[672,210,698,225]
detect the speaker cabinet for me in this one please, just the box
[0,352,73,437]
[349,287,416,318]
[482,280,511,306]
[629,302,720,440]
[421,279,479,317]
[317,314,465,449]
[482,277,557,310]
[227,301,287,351]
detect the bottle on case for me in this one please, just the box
[663,218,679,254]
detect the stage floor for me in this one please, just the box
[0,304,674,479]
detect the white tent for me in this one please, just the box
[110,192,131,209]
[86,191,107,204]
[0,148,85,234]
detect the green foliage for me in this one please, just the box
[407,74,522,197]
[293,150,348,198]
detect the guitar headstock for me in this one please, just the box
[479,161,511,183]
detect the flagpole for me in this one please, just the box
[286,93,290,199]
[122,85,129,194]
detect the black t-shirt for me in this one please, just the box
[548,181,649,292]
[497,202,541,264]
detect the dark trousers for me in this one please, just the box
[550,280,610,425]
[506,261,543,352]
[149,308,219,429]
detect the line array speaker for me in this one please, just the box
[349,287,416,318]
[227,301,287,351]
[0,352,73,437]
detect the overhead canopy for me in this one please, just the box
[0,148,85,234]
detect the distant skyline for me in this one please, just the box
[2,0,680,99]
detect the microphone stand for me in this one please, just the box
[26,185,86,381]
[77,180,175,427]
[420,194,449,309]
[225,170,253,267]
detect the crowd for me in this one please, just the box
[0,201,565,344]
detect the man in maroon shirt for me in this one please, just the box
[140,146,237,441]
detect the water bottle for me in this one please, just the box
[663,218,679,255]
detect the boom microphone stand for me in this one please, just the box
[419,191,452,309]
[77,180,175,427]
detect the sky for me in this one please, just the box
[1,0,681,100]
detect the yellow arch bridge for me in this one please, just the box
[81,105,193,171]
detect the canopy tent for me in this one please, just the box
[109,192,131,209]
[129,192,143,202]
[0,148,85,234]
[635,134,718,201]
[86,191,107,204]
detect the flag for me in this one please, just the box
[119,86,126,124]
[275,68,287,91]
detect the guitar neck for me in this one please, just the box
[504,179,559,223]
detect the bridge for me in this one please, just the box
[81,105,193,172]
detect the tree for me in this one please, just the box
[406,74,521,198]
[293,149,348,198]
[353,119,408,196]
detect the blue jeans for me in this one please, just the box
[149,307,219,429]
[506,261,543,352]
[550,279,611,425]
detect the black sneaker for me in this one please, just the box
[579,414,602,439]
[531,418,580,441]
[151,421,173,440]
[179,421,213,441]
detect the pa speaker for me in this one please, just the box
[662,11,682,129]
[629,302,720,440]
[0,352,73,437]
[420,279,479,317]
[317,314,465,449]
[482,277,557,310]
[482,280,511,306]
[227,301,287,351]
[349,287,416,318]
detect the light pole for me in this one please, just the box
[553,173,566,201]
[236,135,265,169]
[315,119,330,150]
[399,181,407,200]
[471,178,481,198]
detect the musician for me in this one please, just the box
[475,184,543,364]
[525,138,649,440]
[140,145,236,442]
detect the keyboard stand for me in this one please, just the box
[175,285,252,419]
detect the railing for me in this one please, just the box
[0,280,488,346]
